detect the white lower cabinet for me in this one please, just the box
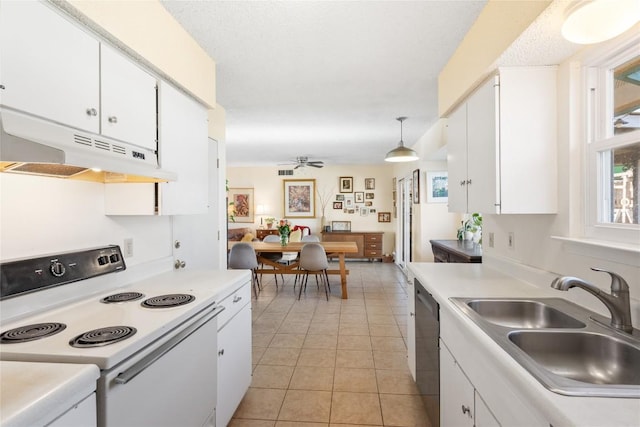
[407,276,416,380]
[441,339,500,427]
[216,282,252,427]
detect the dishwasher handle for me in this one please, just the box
[115,305,225,385]
[416,285,439,320]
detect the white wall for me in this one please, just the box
[0,174,172,266]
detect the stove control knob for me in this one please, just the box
[50,261,66,277]
[98,256,109,265]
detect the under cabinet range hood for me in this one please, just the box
[0,108,177,182]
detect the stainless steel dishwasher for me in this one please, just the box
[415,278,440,427]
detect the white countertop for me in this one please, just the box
[0,361,100,427]
[408,262,640,427]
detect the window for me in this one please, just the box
[586,38,640,245]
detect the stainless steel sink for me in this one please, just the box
[466,299,585,329]
[509,331,640,386]
[450,297,640,397]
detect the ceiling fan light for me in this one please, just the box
[384,116,419,163]
[561,0,640,44]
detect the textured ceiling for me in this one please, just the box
[160,0,488,167]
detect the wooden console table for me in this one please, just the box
[256,229,279,240]
[321,231,383,261]
[430,239,482,263]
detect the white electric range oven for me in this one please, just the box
[0,246,247,427]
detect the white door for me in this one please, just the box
[171,137,221,270]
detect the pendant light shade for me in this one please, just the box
[561,0,640,44]
[385,117,419,162]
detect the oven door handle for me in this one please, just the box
[114,305,225,385]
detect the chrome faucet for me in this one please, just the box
[551,267,633,333]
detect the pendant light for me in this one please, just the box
[384,116,419,162]
[561,0,640,44]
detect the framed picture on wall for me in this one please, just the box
[412,169,420,204]
[336,194,345,201]
[339,176,353,193]
[344,195,354,208]
[228,188,254,223]
[378,212,391,223]
[333,201,343,209]
[332,221,351,231]
[426,171,449,203]
[354,192,364,203]
[283,179,316,218]
[365,178,375,190]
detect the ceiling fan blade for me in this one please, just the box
[308,163,323,168]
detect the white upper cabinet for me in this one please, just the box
[0,1,157,150]
[104,82,209,216]
[0,0,100,133]
[157,81,208,215]
[100,44,157,150]
[447,66,558,214]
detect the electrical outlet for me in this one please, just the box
[488,232,494,248]
[124,238,134,258]
[508,232,515,249]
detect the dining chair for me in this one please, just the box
[297,243,330,301]
[228,242,261,298]
[301,235,320,242]
[261,234,285,287]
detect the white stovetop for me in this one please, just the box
[408,262,640,427]
[0,269,250,370]
[0,360,100,427]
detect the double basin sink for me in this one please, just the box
[450,297,640,398]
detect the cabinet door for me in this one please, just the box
[446,103,468,213]
[100,44,157,150]
[0,0,99,133]
[475,391,501,427]
[440,340,474,427]
[466,76,500,214]
[217,304,252,427]
[158,81,209,215]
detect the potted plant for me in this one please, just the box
[264,217,276,229]
[457,213,482,242]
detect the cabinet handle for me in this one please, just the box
[218,349,224,356]
[460,180,466,186]
[461,405,472,417]
[467,179,472,185]
[409,312,415,317]
[233,295,242,303]
[86,108,97,116]
[174,259,186,269]
[108,116,118,124]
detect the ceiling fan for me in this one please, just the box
[280,156,325,169]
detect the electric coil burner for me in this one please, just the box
[141,293,195,308]
[69,326,137,348]
[100,292,145,303]
[0,322,67,344]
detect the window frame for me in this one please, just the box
[584,35,640,246]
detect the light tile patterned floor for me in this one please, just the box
[230,261,432,427]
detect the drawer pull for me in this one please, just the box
[233,295,242,303]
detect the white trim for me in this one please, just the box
[551,236,639,267]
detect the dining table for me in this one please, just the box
[228,241,359,299]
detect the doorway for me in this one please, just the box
[397,176,413,276]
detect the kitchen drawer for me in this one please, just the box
[216,281,251,330]
[366,242,382,250]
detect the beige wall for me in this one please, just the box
[64,0,216,109]
[227,165,397,256]
[438,0,550,116]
